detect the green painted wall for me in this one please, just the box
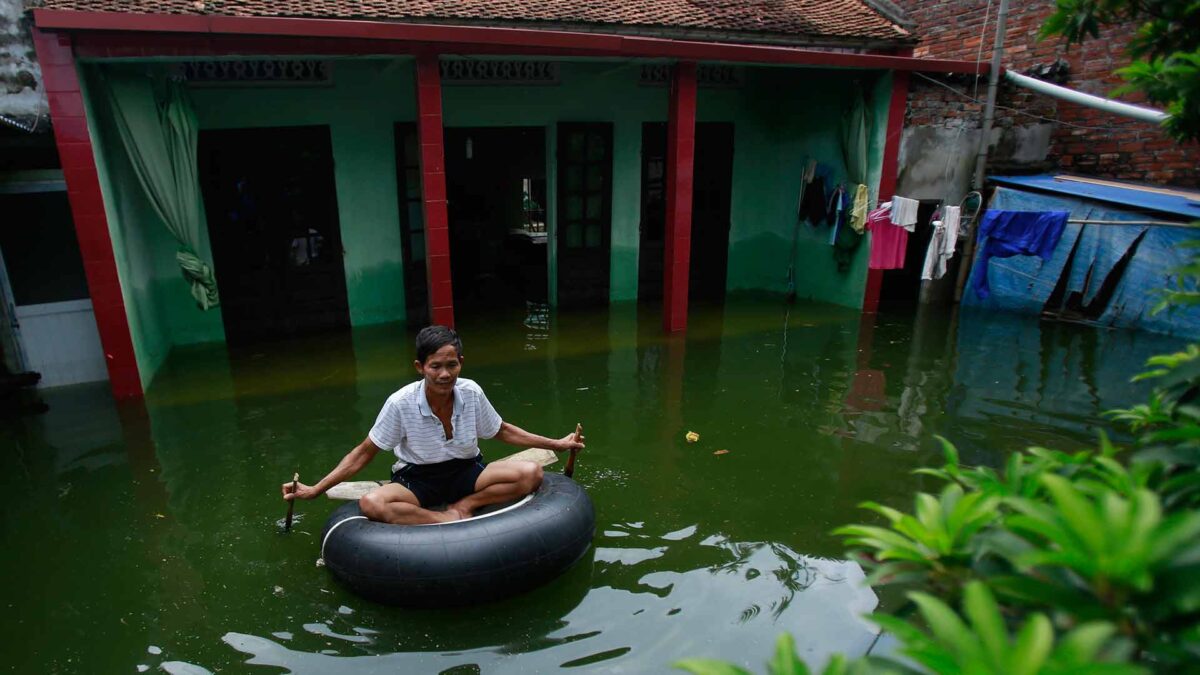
[189,58,416,327]
[83,57,892,389]
[705,67,890,309]
[81,64,225,389]
[439,60,668,303]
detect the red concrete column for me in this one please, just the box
[31,28,143,398]
[414,53,454,329]
[862,66,911,314]
[662,61,697,334]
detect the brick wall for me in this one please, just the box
[896,0,1199,187]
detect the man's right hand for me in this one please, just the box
[282,481,320,501]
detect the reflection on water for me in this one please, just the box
[1,299,1183,672]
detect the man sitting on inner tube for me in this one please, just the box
[280,325,585,524]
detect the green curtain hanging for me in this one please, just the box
[102,69,219,310]
[841,82,873,187]
[835,83,874,271]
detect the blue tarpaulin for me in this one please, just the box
[963,180,1200,338]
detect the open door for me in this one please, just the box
[556,123,613,307]
[638,122,734,304]
[199,125,350,345]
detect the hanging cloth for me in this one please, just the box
[841,83,872,189]
[889,196,920,231]
[102,69,219,310]
[970,210,1070,299]
[867,203,908,270]
[802,175,829,226]
[832,189,861,271]
[921,205,962,281]
[849,184,869,233]
[826,184,847,245]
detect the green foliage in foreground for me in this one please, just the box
[676,260,1200,673]
[676,352,1200,674]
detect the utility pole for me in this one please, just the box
[973,0,1009,189]
[956,0,1009,301]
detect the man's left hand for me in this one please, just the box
[555,429,585,453]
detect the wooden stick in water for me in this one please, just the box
[284,472,299,532]
[564,423,582,478]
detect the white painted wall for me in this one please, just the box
[14,299,108,387]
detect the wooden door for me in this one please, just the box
[556,123,613,307]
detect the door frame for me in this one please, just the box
[638,121,735,303]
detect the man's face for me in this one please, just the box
[414,344,462,395]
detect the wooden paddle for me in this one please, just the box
[284,472,299,532]
[564,422,582,478]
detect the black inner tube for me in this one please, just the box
[320,472,595,607]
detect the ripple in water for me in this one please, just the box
[213,523,878,673]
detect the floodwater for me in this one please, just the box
[2,299,1186,673]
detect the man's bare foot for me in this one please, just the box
[444,504,473,521]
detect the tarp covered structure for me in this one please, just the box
[963,176,1200,338]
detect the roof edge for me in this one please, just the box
[861,0,915,30]
[33,9,981,73]
[382,16,915,50]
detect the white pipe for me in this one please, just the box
[1005,69,1169,123]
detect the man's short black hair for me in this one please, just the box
[415,325,463,364]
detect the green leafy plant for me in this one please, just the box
[1043,0,1200,141]
[870,582,1141,675]
[833,482,998,593]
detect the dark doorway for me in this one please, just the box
[394,123,428,326]
[443,127,548,311]
[198,125,350,345]
[879,200,938,310]
[557,123,613,307]
[638,122,734,304]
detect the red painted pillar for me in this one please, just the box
[862,67,911,314]
[662,61,697,334]
[415,54,454,329]
[32,29,142,398]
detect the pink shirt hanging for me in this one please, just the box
[867,205,908,270]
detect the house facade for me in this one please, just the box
[12,1,994,399]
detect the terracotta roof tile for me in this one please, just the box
[34,0,911,44]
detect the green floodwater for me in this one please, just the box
[1,299,1188,674]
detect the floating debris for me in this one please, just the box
[315,558,325,567]
[272,586,284,597]
[337,605,354,615]
[685,431,700,443]
[147,646,162,655]
[713,449,729,456]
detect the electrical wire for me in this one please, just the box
[973,0,993,103]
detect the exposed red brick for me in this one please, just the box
[895,0,1199,187]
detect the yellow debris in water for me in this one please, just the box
[685,431,700,443]
[713,449,729,455]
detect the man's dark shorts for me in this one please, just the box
[390,454,487,507]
